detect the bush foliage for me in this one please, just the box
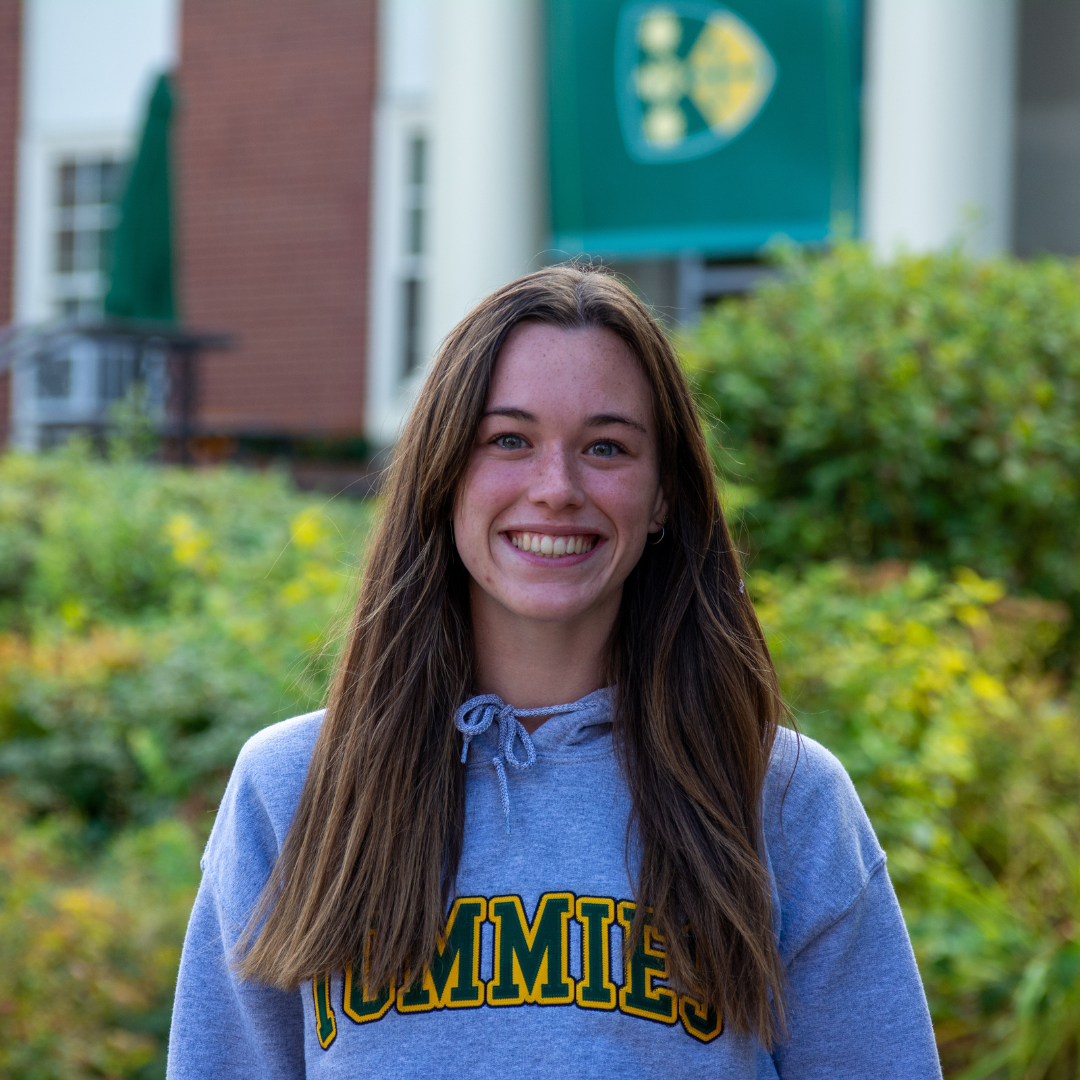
[755,563,1079,1077]
[0,446,372,1078]
[0,445,372,830]
[0,806,201,1079]
[682,244,1080,616]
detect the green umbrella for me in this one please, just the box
[105,73,176,321]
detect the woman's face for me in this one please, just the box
[453,322,668,627]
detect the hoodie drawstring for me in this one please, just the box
[454,693,580,834]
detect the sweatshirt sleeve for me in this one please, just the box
[166,873,305,1079]
[771,862,943,1079]
[166,712,323,1079]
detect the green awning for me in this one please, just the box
[105,73,176,321]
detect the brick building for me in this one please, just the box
[177,0,376,445]
[4,1,1080,454]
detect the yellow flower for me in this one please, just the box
[165,513,212,569]
[290,512,326,550]
[970,672,1006,700]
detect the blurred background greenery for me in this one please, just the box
[2,245,1078,1078]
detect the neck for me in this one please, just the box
[469,581,617,732]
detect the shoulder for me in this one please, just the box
[231,708,325,811]
[763,727,887,961]
[201,710,325,923]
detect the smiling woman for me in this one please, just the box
[167,266,943,1079]
[454,322,668,719]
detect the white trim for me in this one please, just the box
[365,0,433,448]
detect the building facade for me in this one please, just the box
[2,0,1080,452]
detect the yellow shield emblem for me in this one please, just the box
[617,2,777,163]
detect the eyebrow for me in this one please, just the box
[483,407,537,422]
[482,407,647,435]
[585,412,647,434]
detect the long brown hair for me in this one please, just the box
[238,264,788,1044]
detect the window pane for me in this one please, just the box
[37,356,72,399]
[94,161,111,204]
[101,159,125,202]
[59,163,78,207]
[409,136,426,186]
[56,230,76,273]
[408,207,424,255]
[74,229,98,273]
[97,228,114,272]
[98,346,137,402]
[75,161,100,206]
[402,278,423,377]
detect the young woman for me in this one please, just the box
[168,266,942,1078]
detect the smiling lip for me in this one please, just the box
[502,530,601,559]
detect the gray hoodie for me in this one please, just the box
[167,689,942,1078]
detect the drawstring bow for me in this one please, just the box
[454,693,579,834]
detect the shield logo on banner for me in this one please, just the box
[615,2,777,164]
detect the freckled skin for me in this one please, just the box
[453,323,667,718]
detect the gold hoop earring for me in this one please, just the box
[648,525,665,546]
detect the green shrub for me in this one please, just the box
[0,795,201,1080]
[0,446,373,830]
[682,245,1080,615]
[754,562,1080,1078]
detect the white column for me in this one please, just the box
[863,0,1017,258]
[425,0,544,361]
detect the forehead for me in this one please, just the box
[487,323,654,420]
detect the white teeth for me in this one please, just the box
[507,532,597,558]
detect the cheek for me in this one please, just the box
[587,469,660,531]
[455,459,521,547]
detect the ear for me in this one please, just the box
[648,485,669,533]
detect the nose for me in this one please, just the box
[527,443,584,511]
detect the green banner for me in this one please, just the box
[547,0,862,257]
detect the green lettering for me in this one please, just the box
[488,893,575,1006]
[617,901,677,1024]
[397,897,487,1012]
[312,972,337,1048]
[576,896,617,1009]
[342,925,393,1025]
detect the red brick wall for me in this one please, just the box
[176,0,378,437]
[0,0,20,447]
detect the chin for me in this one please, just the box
[502,589,604,624]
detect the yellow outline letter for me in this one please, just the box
[312,972,337,1048]
[576,896,617,1010]
[617,901,677,1024]
[488,893,575,1006]
[396,897,488,1012]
